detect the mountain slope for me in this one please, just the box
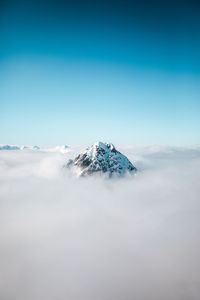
[66,141,137,177]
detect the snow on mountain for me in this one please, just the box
[0,145,20,150]
[66,141,137,177]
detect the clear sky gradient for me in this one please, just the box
[0,0,200,146]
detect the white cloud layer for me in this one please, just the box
[0,146,200,300]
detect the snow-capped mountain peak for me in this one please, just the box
[66,141,137,177]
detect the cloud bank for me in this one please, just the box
[0,146,200,300]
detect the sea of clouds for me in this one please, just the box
[0,145,200,300]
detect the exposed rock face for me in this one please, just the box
[66,141,137,177]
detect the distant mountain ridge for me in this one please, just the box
[0,145,21,150]
[20,145,40,150]
[0,145,40,151]
[0,144,70,153]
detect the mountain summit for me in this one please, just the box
[66,141,137,177]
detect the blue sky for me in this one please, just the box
[0,0,200,146]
